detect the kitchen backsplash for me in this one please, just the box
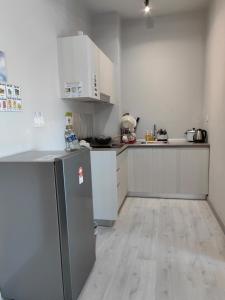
[73,113,94,139]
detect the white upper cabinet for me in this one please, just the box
[99,49,114,104]
[58,35,100,100]
[58,35,114,103]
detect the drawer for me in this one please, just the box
[117,149,128,210]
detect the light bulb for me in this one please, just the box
[144,5,150,13]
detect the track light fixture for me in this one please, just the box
[144,0,151,13]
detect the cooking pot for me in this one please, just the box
[185,129,196,142]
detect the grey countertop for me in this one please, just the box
[91,141,210,156]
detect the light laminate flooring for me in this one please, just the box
[79,198,225,300]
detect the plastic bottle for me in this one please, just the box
[64,112,80,151]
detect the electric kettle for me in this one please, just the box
[193,129,207,143]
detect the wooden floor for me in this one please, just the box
[79,198,225,300]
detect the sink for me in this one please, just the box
[139,141,169,145]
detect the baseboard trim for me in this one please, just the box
[127,192,207,200]
[208,201,225,235]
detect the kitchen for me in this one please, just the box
[0,0,225,299]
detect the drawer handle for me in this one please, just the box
[117,168,120,172]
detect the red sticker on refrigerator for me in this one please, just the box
[78,167,84,184]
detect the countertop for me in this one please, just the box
[91,141,210,156]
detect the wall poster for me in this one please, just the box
[0,51,22,112]
[0,83,22,112]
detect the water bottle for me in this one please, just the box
[64,112,80,151]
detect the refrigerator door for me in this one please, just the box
[55,149,95,300]
[0,161,64,300]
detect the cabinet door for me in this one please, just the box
[117,150,128,209]
[122,151,128,201]
[128,149,153,194]
[88,40,100,100]
[128,148,177,195]
[91,151,117,221]
[178,148,209,195]
[58,36,89,99]
[151,148,177,194]
[99,49,114,103]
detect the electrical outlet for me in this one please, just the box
[33,112,45,128]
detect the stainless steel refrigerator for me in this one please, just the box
[0,149,96,300]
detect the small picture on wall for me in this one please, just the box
[16,99,22,110]
[14,85,21,100]
[0,84,22,112]
[0,51,7,83]
[0,83,6,100]
[0,99,7,112]
[0,50,23,112]
[6,84,14,99]
[7,99,12,110]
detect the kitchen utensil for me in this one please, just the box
[193,129,207,143]
[157,129,168,142]
[185,128,196,142]
[95,136,112,146]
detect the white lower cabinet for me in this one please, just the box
[91,151,118,226]
[128,147,209,199]
[91,146,209,226]
[117,150,128,209]
[128,148,177,195]
[128,148,152,194]
[150,149,177,195]
[91,150,128,226]
[177,148,209,196]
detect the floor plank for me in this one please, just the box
[79,198,225,300]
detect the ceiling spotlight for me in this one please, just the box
[144,0,151,14]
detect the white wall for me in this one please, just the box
[122,11,207,139]
[204,0,225,226]
[91,13,122,139]
[0,0,93,157]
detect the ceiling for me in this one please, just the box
[84,0,209,18]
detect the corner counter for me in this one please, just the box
[127,143,209,200]
[90,141,210,226]
[115,141,210,155]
